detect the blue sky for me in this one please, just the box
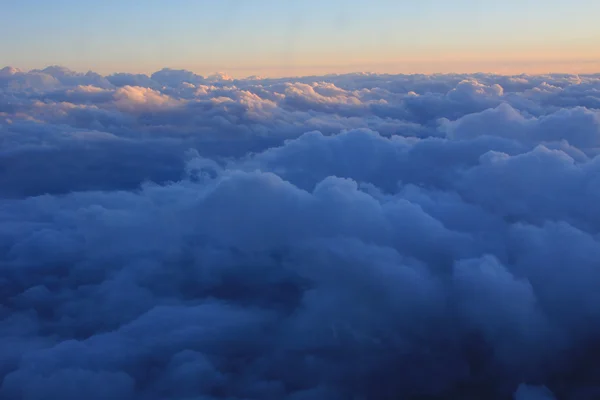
[2,0,599,76]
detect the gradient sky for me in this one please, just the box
[2,0,599,77]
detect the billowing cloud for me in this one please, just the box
[1,66,600,399]
[113,85,182,112]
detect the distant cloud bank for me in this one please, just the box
[1,66,600,399]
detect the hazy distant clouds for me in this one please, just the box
[1,66,600,399]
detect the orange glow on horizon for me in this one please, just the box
[51,46,600,79]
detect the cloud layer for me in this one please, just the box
[2,66,600,399]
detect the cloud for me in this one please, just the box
[1,65,600,399]
[112,85,182,112]
[444,102,600,155]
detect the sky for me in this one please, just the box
[1,0,600,77]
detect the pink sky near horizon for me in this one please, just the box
[2,0,599,78]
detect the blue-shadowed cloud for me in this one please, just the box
[1,65,600,399]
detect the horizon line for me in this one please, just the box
[3,63,600,81]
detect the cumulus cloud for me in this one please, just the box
[113,85,182,112]
[1,65,600,399]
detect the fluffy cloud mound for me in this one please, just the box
[1,66,600,399]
